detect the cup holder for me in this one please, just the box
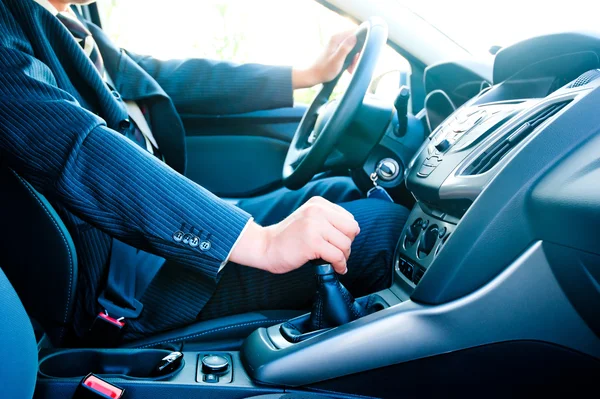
[38,349,184,381]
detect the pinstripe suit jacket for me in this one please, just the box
[0,0,293,338]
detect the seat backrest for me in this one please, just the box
[0,266,38,399]
[0,163,78,346]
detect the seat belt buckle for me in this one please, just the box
[87,311,125,347]
[74,373,124,398]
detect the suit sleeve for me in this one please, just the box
[0,44,251,281]
[127,52,294,115]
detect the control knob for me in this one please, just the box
[418,225,439,257]
[404,219,423,246]
[201,355,229,374]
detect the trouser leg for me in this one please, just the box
[198,196,409,321]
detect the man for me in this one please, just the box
[0,0,408,343]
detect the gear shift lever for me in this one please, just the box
[280,261,369,343]
[307,261,367,331]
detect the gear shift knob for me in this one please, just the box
[279,261,369,343]
[308,262,366,331]
[314,263,335,276]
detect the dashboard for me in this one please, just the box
[392,32,600,298]
[241,31,600,393]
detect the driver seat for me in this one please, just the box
[0,265,337,399]
[0,163,300,350]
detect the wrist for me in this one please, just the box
[292,66,322,89]
[228,221,272,271]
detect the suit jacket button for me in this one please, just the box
[199,241,211,252]
[173,231,184,242]
[182,233,193,245]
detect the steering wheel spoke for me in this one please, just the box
[291,147,310,167]
[323,149,346,170]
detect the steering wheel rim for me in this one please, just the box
[282,18,389,190]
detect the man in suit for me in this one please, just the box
[0,0,408,342]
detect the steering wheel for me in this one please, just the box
[282,18,389,189]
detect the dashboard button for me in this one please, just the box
[397,258,415,280]
[424,156,442,167]
[203,374,219,383]
[434,139,451,152]
[417,164,436,177]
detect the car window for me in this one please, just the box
[96,0,411,105]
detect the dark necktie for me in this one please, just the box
[56,12,105,77]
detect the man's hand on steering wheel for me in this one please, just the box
[283,19,388,189]
[292,30,359,89]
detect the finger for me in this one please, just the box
[347,53,360,74]
[330,29,357,47]
[307,196,355,220]
[323,209,360,239]
[316,241,348,274]
[333,34,357,64]
[322,222,353,260]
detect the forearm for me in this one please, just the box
[54,125,251,275]
[129,52,294,114]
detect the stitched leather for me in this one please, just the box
[308,267,366,331]
[279,293,385,344]
[133,318,289,349]
[14,173,75,340]
[0,166,78,346]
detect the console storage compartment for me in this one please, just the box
[35,350,283,399]
[38,349,183,380]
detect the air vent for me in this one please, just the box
[462,101,569,176]
[567,69,600,88]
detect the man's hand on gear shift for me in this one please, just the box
[229,197,360,275]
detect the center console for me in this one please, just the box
[236,37,600,391]
[394,98,541,288]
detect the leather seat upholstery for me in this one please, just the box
[0,162,299,348]
[122,309,302,350]
[246,395,334,398]
[0,267,38,399]
[0,163,78,346]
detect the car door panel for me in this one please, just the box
[182,106,306,197]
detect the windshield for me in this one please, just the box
[404,0,600,56]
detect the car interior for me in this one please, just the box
[1,0,600,398]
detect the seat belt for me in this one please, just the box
[98,239,144,319]
[90,239,165,346]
